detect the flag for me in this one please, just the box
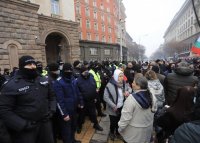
[191,36,200,55]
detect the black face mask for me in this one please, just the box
[37,67,43,73]
[50,73,59,80]
[63,71,73,79]
[81,71,89,79]
[21,68,38,79]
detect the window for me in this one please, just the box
[77,18,82,27]
[94,23,98,31]
[87,33,91,40]
[76,4,80,15]
[79,32,82,39]
[108,27,111,33]
[108,16,111,23]
[108,36,111,43]
[102,24,105,32]
[107,7,110,12]
[85,7,90,17]
[100,3,104,10]
[86,20,90,29]
[105,49,110,55]
[51,0,60,15]
[90,48,97,55]
[101,14,104,21]
[102,35,105,42]
[85,0,89,3]
[94,11,97,19]
[95,34,99,41]
[93,0,97,7]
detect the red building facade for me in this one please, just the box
[74,0,127,61]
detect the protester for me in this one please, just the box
[104,69,131,140]
[118,76,154,143]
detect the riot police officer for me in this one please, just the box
[0,55,56,143]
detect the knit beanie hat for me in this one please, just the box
[48,63,59,71]
[63,63,73,71]
[19,55,36,70]
[73,60,80,68]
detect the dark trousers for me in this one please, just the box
[95,94,103,115]
[77,100,98,128]
[10,121,54,143]
[109,115,121,134]
[60,113,77,143]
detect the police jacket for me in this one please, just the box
[77,74,97,101]
[89,69,101,90]
[53,76,83,118]
[0,72,56,132]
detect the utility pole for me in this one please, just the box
[118,0,123,62]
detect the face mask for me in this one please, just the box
[82,71,89,78]
[63,71,72,78]
[21,68,38,79]
[37,67,43,73]
[53,70,60,75]
[59,65,63,70]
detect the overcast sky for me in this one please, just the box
[123,0,185,57]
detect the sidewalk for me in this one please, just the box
[57,116,124,143]
[77,115,123,143]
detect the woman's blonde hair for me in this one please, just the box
[145,70,157,80]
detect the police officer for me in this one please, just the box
[0,55,56,143]
[53,63,83,143]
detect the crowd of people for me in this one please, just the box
[0,55,200,143]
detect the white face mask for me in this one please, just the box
[53,70,60,75]
[59,65,63,70]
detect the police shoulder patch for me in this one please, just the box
[57,77,61,81]
[18,86,29,92]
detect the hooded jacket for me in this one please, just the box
[148,79,165,108]
[104,69,131,116]
[118,90,154,143]
[165,65,198,105]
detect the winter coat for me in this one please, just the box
[148,79,165,108]
[156,73,165,86]
[0,119,11,143]
[104,78,131,116]
[77,74,97,101]
[170,120,200,143]
[118,90,154,143]
[53,77,83,118]
[0,72,56,132]
[165,66,198,105]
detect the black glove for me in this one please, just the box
[24,121,37,131]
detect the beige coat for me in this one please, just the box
[118,94,154,143]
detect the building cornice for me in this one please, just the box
[1,0,39,11]
[164,0,191,37]
[38,14,79,26]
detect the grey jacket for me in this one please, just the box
[104,79,131,116]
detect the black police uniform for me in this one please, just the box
[0,72,56,143]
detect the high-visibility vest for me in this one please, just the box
[89,69,101,89]
[42,70,48,77]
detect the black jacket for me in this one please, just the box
[170,120,200,143]
[165,67,198,105]
[0,119,11,143]
[77,74,97,101]
[0,72,56,132]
